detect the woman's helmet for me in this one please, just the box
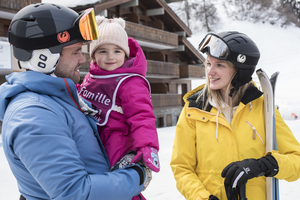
[198,31,260,96]
[8,3,98,74]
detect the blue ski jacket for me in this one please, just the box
[0,71,144,200]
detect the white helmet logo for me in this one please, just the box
[237,54,246,63]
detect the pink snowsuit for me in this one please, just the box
[78,38,159,200]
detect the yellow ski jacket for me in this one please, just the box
[170,84,300,200]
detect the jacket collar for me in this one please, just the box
[187,83,263,111]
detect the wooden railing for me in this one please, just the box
[0,0,40,12]
[125,21,178,48]
[180,64,205,78]
[147,60,179,78]
[80,56,181,79]
[151,94,182,108]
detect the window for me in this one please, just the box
[4,25,9,37]
[157,117,164,128]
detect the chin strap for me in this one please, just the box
[229,68,253,97]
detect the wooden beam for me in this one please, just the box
[147,8,164,16]
[171,45,185,52]
[120,0,139,8]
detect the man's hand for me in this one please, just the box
[142,165,152,191]
[110,150,152,191]
[110,151,136,171]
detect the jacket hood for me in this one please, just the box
[0,71,78,121]
[89,37,147,77]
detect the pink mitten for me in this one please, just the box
[131,147,160,172]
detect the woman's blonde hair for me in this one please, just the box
[197,56,253,117]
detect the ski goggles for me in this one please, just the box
[74,8,99,41]
[198,33,230,59]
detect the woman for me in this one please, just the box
[170,31,300,200]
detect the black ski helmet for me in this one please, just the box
[199,31,260,96]
[8,3,98,74]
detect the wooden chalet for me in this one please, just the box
[0,0,206,128]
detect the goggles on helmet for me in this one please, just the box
[198,33,230,60]
[74,8,99,41]
[9,8,99,50]
[198,33,260,67]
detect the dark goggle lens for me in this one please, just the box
[77,8,99,41]
[199,34,230,59]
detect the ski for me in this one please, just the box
[256,69,279,200]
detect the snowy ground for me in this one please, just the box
[1,120,299,200]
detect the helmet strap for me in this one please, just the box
[229,69,253,97]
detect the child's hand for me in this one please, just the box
[131,147,160,172]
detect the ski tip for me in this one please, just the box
[256,68,263,73]
[271,71,279,78]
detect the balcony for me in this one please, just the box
[146,60,179,78]
[0,0,41,12]
[180,64,205,79]
[151,94,182,108]
[80,56,180,79]
[125,21,178,49]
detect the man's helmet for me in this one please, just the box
[8,3,98,74]
[199,31,260,96]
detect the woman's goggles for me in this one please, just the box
[198,33,230,59]
[75,8,99,41]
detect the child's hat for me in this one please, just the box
[90,16,129,59]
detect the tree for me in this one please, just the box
[222,0,299,27]
[281,0,300,27]
[196,0,219,32]
[168,0,219,32]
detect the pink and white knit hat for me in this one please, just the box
[89,15,129,59]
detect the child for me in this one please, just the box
[78,16,160,199]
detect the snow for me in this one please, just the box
[42,0,99,7]
[1,121,300,199]
[1,0,300,199]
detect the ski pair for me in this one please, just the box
[257,69,279,200]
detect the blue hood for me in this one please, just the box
[0,71,79,121]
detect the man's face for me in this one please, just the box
[54,42,86,83]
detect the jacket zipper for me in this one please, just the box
[246,121,264,144]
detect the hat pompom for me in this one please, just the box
[113,18,126,28]
[96,15,106,26]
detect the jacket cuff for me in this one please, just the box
[129,165,144,185]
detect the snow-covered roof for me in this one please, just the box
[42,0,101,8]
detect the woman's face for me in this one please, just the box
[206,55,236,98]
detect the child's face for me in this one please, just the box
[93,44,126,71]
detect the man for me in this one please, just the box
[0,3,148,200]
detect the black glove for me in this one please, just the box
[209,195,219,200]
[224,183,247,200]
[221,155,278,199]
